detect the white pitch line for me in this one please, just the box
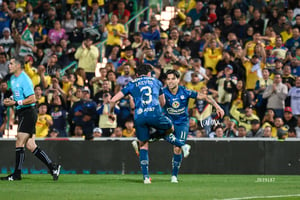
[216,194,300,200]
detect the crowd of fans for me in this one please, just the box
[0,0,300,140]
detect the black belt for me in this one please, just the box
[16,106,35,113]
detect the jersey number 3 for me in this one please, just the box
[141,86,152,104]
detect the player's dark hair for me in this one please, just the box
[135,64,152,76]
[166,69,180,78]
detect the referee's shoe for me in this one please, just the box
[0,173,21,181]
[51,164,61,181]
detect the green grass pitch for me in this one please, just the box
[0,174,300,200]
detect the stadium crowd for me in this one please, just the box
[0,0,300,140]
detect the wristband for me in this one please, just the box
[17,100,23,106]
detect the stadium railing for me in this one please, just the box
[59,61,78,77]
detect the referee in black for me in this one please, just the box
[1,58,61,181]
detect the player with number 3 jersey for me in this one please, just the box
[109,64,173,184]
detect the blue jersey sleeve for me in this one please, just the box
[158,81,163,96]
[121,81,133,96]
[189,89,198,99]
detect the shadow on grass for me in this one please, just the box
[119,177,171,183]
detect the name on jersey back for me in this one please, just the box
[134,79,154,87]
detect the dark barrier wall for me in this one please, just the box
[0,140,300,175]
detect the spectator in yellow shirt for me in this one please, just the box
[24,55,51,88]
[122,118,136,137]
[36,103,53,138]
[177,0,196,20]
[280,22,293,43]
[243,54,265,90]
[203,38,223,75]
[34,85,47,105]
[74,34,99,83]
[16,0,27,11]
[105,14,127,57]
[244,33,264,58]
[186,72,206,109]
[230,101,260,132]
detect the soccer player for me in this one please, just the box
[1,58,60,181]
[162,69,224,183]
[109,64,179,184]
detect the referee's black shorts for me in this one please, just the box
[16,106,37,135]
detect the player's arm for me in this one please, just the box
[197,93,224,118]
[159,93,166,107]
[159,86,166,107]
[128,95,135,112]
[108,91,125,121]
[109,91,125,114]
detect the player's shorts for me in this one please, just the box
[173,123,189,142]
[16,106,37,135]
[135,115,173,142]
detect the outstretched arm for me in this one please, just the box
[159,93,166,107]
[197,93,224,118]
[109,91,125,114]
[108,91,125,121]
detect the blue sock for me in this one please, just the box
[172,154,182,177]
[139,149,149,179]
[164,133,184,147]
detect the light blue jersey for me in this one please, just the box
[163,85,197,125]
[10,71,35,110]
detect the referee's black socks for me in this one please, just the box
[33,147,53,170]
[14,147,25,175]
